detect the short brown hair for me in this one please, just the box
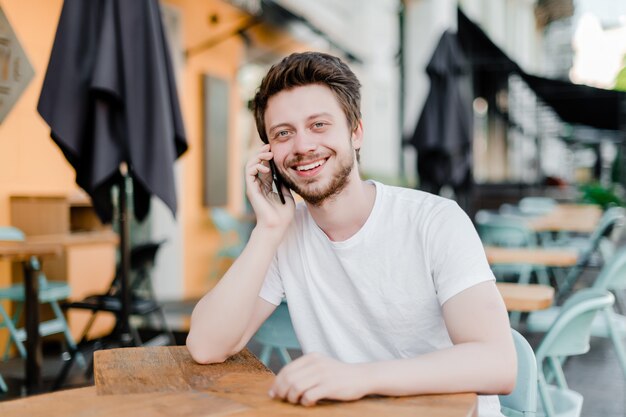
[252,52,362,147]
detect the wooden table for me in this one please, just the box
[485,247,562,317]
[496,282,554,312]
[0,346,478,417]
[26,231,119,340]
[0,240,62,393]
[23,230,119,247]
[484,246,579,267]
[527,204,602,233]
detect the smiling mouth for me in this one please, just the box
[294,158,327,172]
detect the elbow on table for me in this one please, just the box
[476,346,517,395]
[491,354,517,395]
[478,366,516,395]
[497,371,516,395]
[186,334,237,365]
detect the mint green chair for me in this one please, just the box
[252,300,300,367]
[476,211,548,286]
[519,197,557,216]
[535,289,615,417]
[476,211,540,248]
[476,211,548,327]
[500,329,538,417]
[527,246,626,379]
[553,207,625,298]
[210,208,251,278]
[0,227,84,369]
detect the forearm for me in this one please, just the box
[361,341,516,397]
[186,226,283,363]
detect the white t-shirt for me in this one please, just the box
[259,181,503,416]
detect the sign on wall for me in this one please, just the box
[0,7,34,124]
[202,75,230,207]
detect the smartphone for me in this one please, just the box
[268,159,286,204]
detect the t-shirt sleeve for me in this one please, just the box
[258,254,285,306]
[426,201,495,305]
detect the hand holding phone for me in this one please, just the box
[268,159,286,204]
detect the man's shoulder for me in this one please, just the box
[377,182,458,213]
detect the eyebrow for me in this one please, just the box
[306,112,334,121]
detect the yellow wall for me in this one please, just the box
[0,0,73,206]
[0,0,69,349]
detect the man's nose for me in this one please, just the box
[292,131,317,154]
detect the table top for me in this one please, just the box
[496,282,554,312]
[24,230,119,247]
[0,231,117,261]
[484,246,579,267]
[528,204,602,233]
[0,240,62,262]
[0,347,478,417]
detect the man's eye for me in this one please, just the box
[273,130,290,140]
[313,122,326,129]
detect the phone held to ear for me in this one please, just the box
[268,159,286,204]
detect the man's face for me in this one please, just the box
[264,84,362,205]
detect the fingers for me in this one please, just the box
[270,354,325,405]
[246,144,273,177]
[272,371,320,405]
[300,386,326,407]
[270,357,309,400]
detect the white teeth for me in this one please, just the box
[296,159,325,171]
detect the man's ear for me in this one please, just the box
[351,120,364,149]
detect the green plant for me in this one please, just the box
[579,183,625,210]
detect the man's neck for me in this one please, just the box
[306,176,376,242]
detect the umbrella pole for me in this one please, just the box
[117,163,133,346]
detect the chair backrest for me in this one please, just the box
[519,197,557,215]
[210,208,240,232]
[583,207,626,258]
[535,289,614,417]
[500,329,538,417]
[0,226,25,241]
[253,300,300,350]
[535,289,614,361]
[211,207,251,241]
[0,226,50,286]
[592,246,626,292]
[476,211,537,247]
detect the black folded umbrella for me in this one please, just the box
[37,0,188,343]
[409,30,473,194]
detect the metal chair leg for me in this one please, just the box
[277,348,292,365]
[604,308,626,379]
[0,373,7,392]
[50,301,86,369]
[259,345,272,366]
[0,304,26,359]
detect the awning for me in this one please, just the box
[457,8,626,132]
[196,0,362,63]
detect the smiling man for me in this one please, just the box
[187,52,515,417]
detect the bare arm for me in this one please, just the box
[186,144,295,364]
[271,281,516,406]
[186,233,281,364]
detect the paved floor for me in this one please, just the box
[1,291,625,417]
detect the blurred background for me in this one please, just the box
[1,0,623,305]
[0,0,625,414]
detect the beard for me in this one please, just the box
[280,150,355,206]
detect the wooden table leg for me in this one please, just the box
[23,258,42,394]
